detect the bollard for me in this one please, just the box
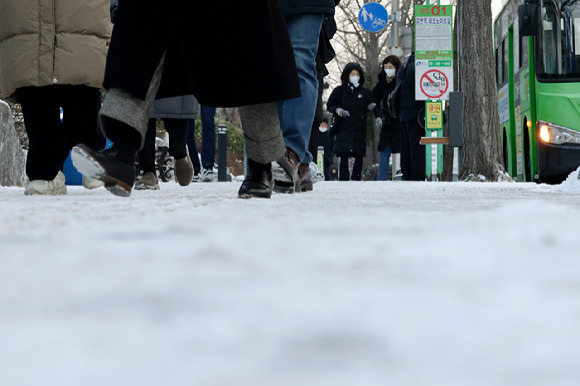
[217,123,227,182]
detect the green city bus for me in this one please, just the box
[495,0,580,183]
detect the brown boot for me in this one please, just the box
[298,163,313,192]
[273,148,300,194]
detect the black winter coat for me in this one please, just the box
[372,71,401,153]
[327,63,376,157]
[396,55,424,122]
[104,0,300,108]
[279,0,337,16]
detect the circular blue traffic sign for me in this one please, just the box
[358,2,389,33]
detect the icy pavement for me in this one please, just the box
[1,176,580,386]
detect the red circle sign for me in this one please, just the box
[420,70,449,99]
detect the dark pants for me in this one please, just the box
[184,106,216,172]
[185,119,201,173]
[339,153,363,181]
[200,105,216,169]
[16,85,105,180]
[139,118,188,173]
[400,117,426,181]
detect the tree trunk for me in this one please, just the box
[458,0,504,181]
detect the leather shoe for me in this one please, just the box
[238,159,273,199]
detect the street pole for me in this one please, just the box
[392,0,400,47]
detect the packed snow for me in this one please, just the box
[1,170,580,386]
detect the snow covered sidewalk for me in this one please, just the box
[1,177,579,385]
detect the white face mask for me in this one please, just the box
[385,68,396,78]
[319,126,328,133]
[349,75,360,87]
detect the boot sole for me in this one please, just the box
[273,181,295,194]
[24,186,67,196]
[299,181,314,192]
[71,147,132,197]
[134,182,160,191]
[238,191,272,199]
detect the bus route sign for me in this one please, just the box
[414,5,454,100]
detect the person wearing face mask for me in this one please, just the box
[372,55,402,181]
[327,62,378,181]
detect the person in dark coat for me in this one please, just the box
[72,0,301,197]
[372,55,402,181]
[327,62,377,181]
[396,54,426,181]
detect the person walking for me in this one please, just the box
[135,95,199,190]
[184,105,217,183]
[199,106,217,182]
[396,54,426,181]
[327,62,377,181]
[372,55,402,181]
[71,0,301,197]
[0,0,111,195]
[272,0,337,194]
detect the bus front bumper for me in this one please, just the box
[538,141,580,183]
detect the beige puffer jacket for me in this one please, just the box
[0,0,111,101]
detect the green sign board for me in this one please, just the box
[415,5,453,61]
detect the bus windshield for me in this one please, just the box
[539,0,580,80]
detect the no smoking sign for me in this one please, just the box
[420,70,448,99]
[415,61,453,101]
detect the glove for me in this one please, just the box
[367,103,377,111]
[374,117,383,131]
[336,108,350,117]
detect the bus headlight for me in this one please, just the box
[538,121,580,145]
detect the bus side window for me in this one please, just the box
[502,39,509,82]
[520,36,529,68]
[496,47,501,86]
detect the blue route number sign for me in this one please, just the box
[358,2,389,33]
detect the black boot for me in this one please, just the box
[72,144,137,197]
[238,159,273,199]
[72,119,140,197]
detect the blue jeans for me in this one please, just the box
[377,143,392,181]
[200,105,216,169]
[277,13,324,164]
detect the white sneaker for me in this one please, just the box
[82,175,104,190]
[309,162,325,183]
[24,171,67,196]
[192,171,200,183]
[201,168,217,182]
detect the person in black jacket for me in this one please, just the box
[72,0,301,197]
[327,62,378,181]
[396,54,426,181]
[372,55,402,181]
